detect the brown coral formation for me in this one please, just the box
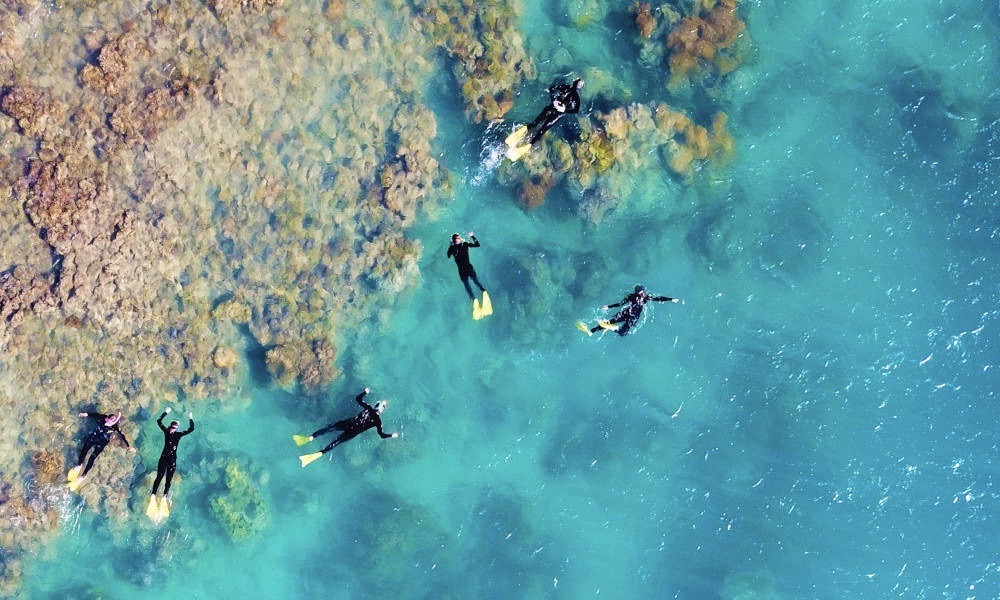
[0,266,54,331]
[80,31,151,97]
[666,0,746,87]
[265,339,338,389]
[1,85,67,138]
[517,174,556,209]
[631,2,656,39]
[413,0,534,122]
[207,0,283,19]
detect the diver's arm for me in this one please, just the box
[355,388,374,410]
[374,419,397,439]
[112,426,130,448]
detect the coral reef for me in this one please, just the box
[207,0,283,19]
[0,0,518,589]
[498,101,734,218]
[516,174,557,210]
[29,450,64,485]
[0,266,55,333]
[208,458,269,541]
[0,486,60,597]
[565,0,610,28]
[412,0,534,122]
[79,31,151,97]
[627,0,749,89]
[631,2,657,39]
[0,85,67,138]
[212,344,238,369]
[666,0,747,87]
[264,338,338,389]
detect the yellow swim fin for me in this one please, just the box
[480,291,493,317]
[506,143,532,162]
[504,125,527,147]
[67,475,86,492]
[145,495,160,520]
[66,465,82,482]
[292,434,313,446]
[576,321,593,337]
[157,496,171,520]
[299,452,324,468]
[598,319,619,331]
[472,297,483,320]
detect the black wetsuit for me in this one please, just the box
[526,80,582,144]
[447,236,486,299]
[151,412,194,496]
[76,413,130,476]
[311,390,393,454]
[593,291,677,336]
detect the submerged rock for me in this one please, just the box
[208,459,269,541]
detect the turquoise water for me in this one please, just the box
[18,0,999,598]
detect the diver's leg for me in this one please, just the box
[310,423,337,438]
[81,441,107,476]
[151,469,164,495]
[469,272,486,293]
[529,108,562,144]
[76,442,92,469]
[320,431,358,454]
[162,463,177,495]
[461,274,475,299]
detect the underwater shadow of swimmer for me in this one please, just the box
[239,324,272,387]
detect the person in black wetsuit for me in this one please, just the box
[525,78,584,144]
[68,411,134,489]
[296,388,398,467]
[581,285,680,336]
[447,232,487,299]
[150,407,195,500]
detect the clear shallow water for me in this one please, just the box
[17,0,999,598]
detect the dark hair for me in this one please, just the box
[169,421,180,428]
[451,233,460,241]
[634,284,646,293]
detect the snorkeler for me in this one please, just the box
[67,411,134,491]
[577,285,680,337]
[294,387,398,468]
[506,78,584,159]
[146,407,195,520]
[447,232,492,319]
[526,78,584,144]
